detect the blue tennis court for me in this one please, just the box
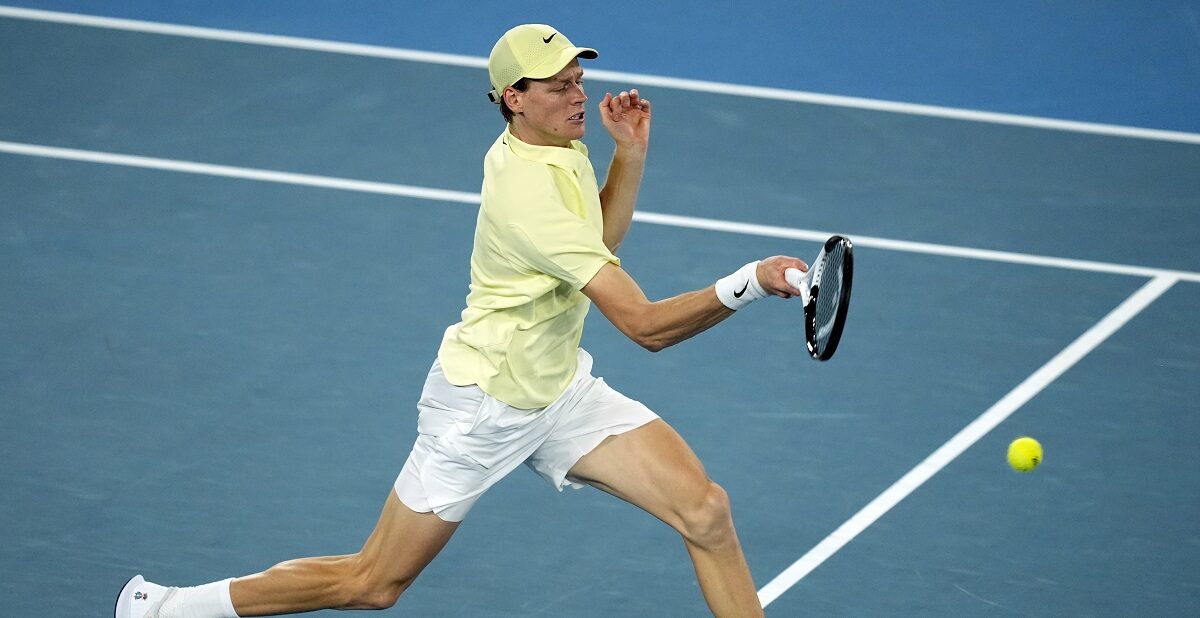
[2,3,1198,616]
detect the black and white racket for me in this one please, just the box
[785,235,854,361]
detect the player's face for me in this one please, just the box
[507,59,587,147]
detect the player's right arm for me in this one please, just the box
[581,258,806,352]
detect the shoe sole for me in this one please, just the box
[114,574,144,618]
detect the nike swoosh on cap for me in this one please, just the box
[543,33,557,43]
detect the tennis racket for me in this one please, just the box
[785,235,854,361]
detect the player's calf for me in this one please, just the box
[233,552,412,612]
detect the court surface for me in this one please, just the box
[2,4,1198,616]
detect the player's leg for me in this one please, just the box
[117,489,458,617]
[118,361,495,617]
[565,419,762,618]
[228,488,458,615]
[230,359,546,615]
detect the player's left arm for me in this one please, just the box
[597,89,651,253]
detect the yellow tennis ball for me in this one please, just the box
[1007,437,1043,472]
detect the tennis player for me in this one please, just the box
[117,24,807,618]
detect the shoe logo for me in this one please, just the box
[543,33,557,44]
[733,281,749,298]
[134,591,149,600]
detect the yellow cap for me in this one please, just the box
[487,24,598,103]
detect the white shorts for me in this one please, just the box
[394,349,658,522]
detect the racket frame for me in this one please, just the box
[803,235,854,361]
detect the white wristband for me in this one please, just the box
[715,261,767,310]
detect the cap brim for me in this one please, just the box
[523,46,598,80]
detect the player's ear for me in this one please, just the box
[503,87,524,115]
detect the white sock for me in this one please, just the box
[159,578,239,618]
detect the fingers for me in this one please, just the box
[598,92,613,120]
[625,89,650,113]
[601,89,651,119]
[761,255,809,298]
[617,89,636,110]
[784,259,809,297]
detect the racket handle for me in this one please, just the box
[784,267,807,288]
[784,267,811,303]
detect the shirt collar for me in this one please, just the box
[502,126,590,172]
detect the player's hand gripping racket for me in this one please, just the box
[785,235,854,361]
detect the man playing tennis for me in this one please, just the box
[118,24,806,617]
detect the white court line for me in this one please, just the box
[2,4,1199,146]
[0,5,488,69]
[4,139,1200,284]
[0,140,481,205]
[757,274,1179,607]
[633,212,1200,283]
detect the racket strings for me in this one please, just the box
[810,246,845,352]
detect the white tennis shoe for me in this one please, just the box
[115,575,177,618]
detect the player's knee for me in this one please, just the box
[675,481,735,549]
[339,557,411,610]
[341,576,407,610]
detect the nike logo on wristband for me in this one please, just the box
[733,281,749,298]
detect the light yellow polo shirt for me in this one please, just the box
[438,127,619,409]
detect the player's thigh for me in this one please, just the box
[566,418,713,527]
[356,489,460,584]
